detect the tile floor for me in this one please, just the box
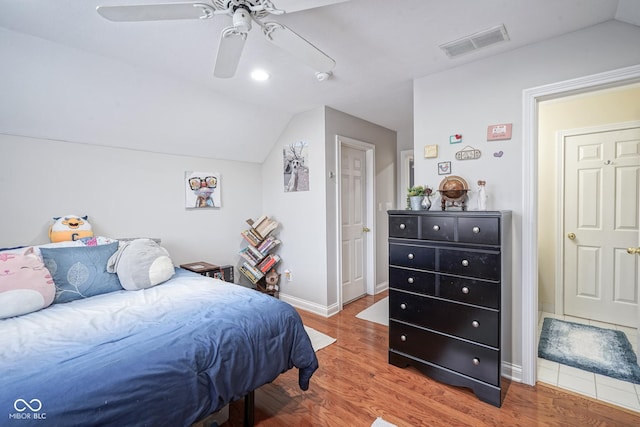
[537,311,640,412]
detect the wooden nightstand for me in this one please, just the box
[180,262,234,283]
[180,262,219,277]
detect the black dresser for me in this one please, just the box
[387,210,511,407]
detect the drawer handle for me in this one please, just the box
[433,225,440,231]
[462,286,470,294]
[399,223,406,230]
[408,253,414,260]
[407,277,414,284]
[461,259,469,267]
[472,358,480,366]
[472,320,480,328]
[472,226,480,234]
[400,335,407,342]
[400,303,407,310]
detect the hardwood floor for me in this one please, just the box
[223,292,640,426]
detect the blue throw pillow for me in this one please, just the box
[40,242,122,303]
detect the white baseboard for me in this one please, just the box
[281,283,389,317]
[278,293,339,317]
[375,281,389,294]
[502,361,523,383]
[539,301,555,314]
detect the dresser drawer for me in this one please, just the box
[439,248,500,280]
[389,243,435,270]
[390,321,500,386]
[389,215,419,238]
[389,290,499,347]
[389,267,436,295]
[420,215,455,242]
[458,217,500,245]
[439,275,499,309]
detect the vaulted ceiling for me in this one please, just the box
[1,0,638,162]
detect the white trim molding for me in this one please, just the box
[521,64,640,386]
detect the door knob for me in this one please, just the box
[362,226,371,232]
[627,247,640,255]
[567,233,576,240]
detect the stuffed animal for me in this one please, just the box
[264,268,280,293]
[107,239,175,290]
[49,215,93,243]
[0,248,55,318]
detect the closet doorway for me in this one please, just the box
[336,135,375,308]
[521,65,640,387]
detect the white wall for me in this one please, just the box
[413,20,640,377]
[0,134,262,268]
[261,107,329,310]
[0,27,291,163]
[1,109,395,317]
[261,106,397,315]
[324,107,397,305]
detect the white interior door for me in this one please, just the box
[563,126,640,327]
[341,145,368,303]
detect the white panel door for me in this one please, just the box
[563,127,640,327]
[341,145,367,303]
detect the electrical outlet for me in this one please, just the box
[284,269,292,282]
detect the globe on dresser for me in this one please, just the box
[438,175,469,211]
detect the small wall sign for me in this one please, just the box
[449,134,462,144]
[438,161,451,175]
[424,144,438,158]
[487,123,512,141]
[455,145,481,160]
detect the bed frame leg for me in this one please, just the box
[243,390,254,427]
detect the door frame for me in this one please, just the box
[521,64,640,386]
[399,149,414,209]
[554,121,640,317]
[335,135,376,311]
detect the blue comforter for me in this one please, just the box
[0,269,318,426]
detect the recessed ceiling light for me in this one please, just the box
[251,69,270,81]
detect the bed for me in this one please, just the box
[0,265,318,427]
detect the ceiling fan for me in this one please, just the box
[96,0,337,78]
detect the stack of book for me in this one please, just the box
[239,215,282,294]
[241,229,262,246]
[239,245,264,265]
[257,254,281,273]
[257,236,281,254]
[239,262,263,284]
[247,216,279,240]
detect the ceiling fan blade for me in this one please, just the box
[213,29,247,78]
[96,3,215,22]
[273,0,349,14]
[262,22,335,72]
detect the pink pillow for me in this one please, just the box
[0,248,55,319]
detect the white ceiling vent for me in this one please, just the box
[440,24,509,58]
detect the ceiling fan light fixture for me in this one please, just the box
[232,7,252,33]
[251,69,270,81]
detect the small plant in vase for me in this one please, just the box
[407,185,433,210]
